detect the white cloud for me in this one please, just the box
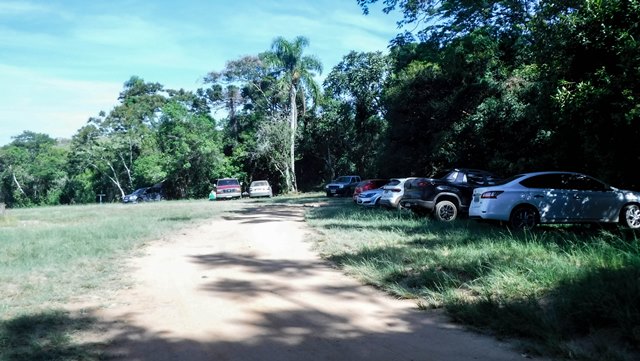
[0,1,50,15]
[0,0,403,146]
[0,64,121,145]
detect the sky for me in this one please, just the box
[0,0,403,146]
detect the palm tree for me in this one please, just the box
[261,36,322,193]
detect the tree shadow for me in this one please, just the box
[0,310,103,361]
[191,252,332,279]
[222,205,306,224]
[1,252,539,361]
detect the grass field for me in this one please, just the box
[0,200,243,318]
[1,194,639,361]
[0,199,245,360]
[306,196,640,361]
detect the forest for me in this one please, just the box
[1,0,639,207]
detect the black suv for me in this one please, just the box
[122,185,164,203]
[400,168,500,221]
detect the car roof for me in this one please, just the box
[480,171,593,187]
[519,171,582,176]
[506,171,586,180]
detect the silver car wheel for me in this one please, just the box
[623,204,640,229]
[434,200,457,221]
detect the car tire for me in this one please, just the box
[620,204,640,229]
[434,200,458,221]
[509,206,538,230]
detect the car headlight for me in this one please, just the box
[338,184,344,188]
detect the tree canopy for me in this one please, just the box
[2,0,639,207]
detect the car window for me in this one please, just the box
[565,174,608,191]
[465,172,486,185]
[445,171,459,182]
[334,176,351,183]
[218,179,239,186]
[520,174,564,189]
[252,181,268,187]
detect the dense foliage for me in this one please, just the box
[1,0,639,206]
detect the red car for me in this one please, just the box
[215,178,242,200]
[352,179,389,202]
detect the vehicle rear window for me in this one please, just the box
[252,181,268,187]
[520,174,563,189]
[218,179,239,186]
[334,177,352,183]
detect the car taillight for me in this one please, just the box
[481,191,503,199]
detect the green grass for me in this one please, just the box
[0,198,247,360]
[305,200,640,361]
[0,199,238,319]
[2,194,639,361]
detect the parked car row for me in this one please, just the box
[209,178,273,200]
[336,169,640,230]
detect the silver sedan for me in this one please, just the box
[469,171,640,229]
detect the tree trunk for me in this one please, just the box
[10,166,26,196]
[289,85,298,193]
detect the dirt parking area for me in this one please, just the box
[77,202,542,360]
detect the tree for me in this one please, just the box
[0,131,68,207]
[156,100,225,198]
[323,51,390,176]
[260,36,322,193]
[357,0,538,43]
[69,76,167,200]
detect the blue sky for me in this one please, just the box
[0,0,402,146]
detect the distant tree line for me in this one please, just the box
[1,0,639,207]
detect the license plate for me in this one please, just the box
[331,190,336,193]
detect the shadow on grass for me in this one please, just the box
[445,265,640,360]
[0,310,102,361]
[1,250,539,361]
[303,199,640,360]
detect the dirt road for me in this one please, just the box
[85,202,538,360]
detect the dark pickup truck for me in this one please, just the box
[400,168,501,221]
[325,175,362,197]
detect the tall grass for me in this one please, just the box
[0,200,237,318]
[306,200,640,361]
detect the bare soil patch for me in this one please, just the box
[73,202,543,360]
